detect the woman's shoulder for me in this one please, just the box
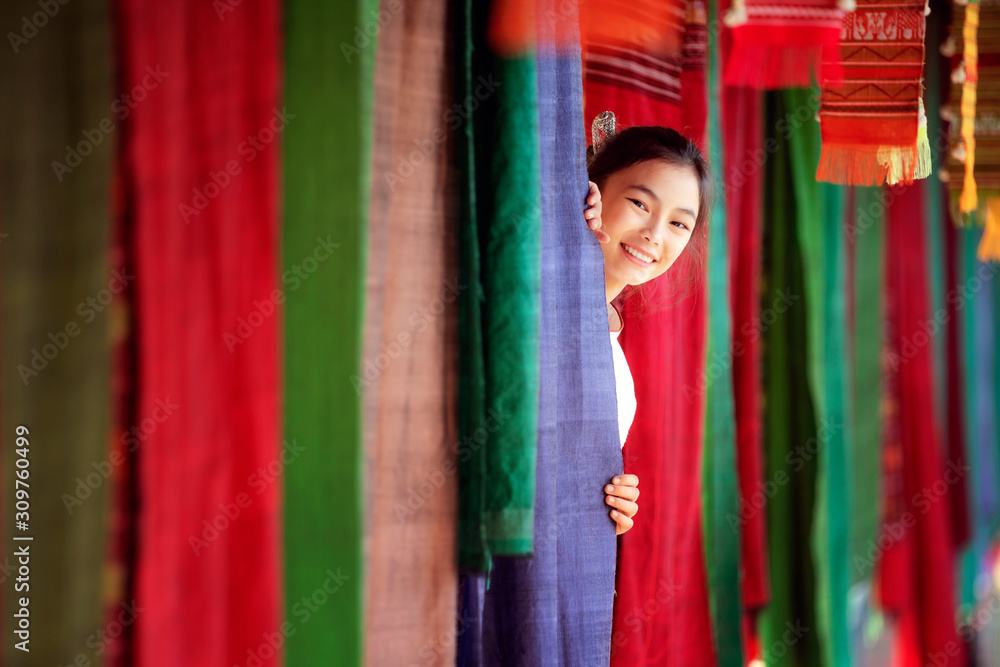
[608,300,624,334]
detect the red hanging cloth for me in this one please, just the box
[116,2,282,665]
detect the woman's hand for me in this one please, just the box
[585,180,610,243]
[605,474,639,535]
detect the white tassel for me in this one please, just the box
[941,35,956,57]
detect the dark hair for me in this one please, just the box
[586,125,712,313]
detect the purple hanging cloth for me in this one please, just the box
[479,11,623,665]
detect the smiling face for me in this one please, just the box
[597,159,700,298]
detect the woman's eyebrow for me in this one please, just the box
[626,184,660,202]
[674,207,697,219]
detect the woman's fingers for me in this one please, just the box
[613,474,639,487]
[587,180,601,206]
[611,510,634,535]
[604,483,639,502]
[605,495,638,517]
[585,181,609,242]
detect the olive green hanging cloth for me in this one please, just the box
[0,2,112,664]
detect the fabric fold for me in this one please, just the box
[480,3,622,664]
[283,1,373,664]
[362,1,460,664]
[0,2,112,664]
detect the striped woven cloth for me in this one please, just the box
[817,0,927,185]
[581,0,689,130]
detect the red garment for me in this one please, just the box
[117,2,282,665]
[582,2,716,662]
[879,184,963,666]
[614,276,714,666]
[721,0,771,614]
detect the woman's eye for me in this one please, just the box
[671,221,689,230]
[630,199,647,212]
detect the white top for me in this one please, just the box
[610,323,636,449]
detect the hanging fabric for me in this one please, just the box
[783,83,854,667]
[581,0,689,134]
[758,90,824,667]
[817,0,928,185]
[702,0,744,659]
[720,0,771,645]
[361,0,460,664]
[924,8,951,462]
[879,183,964,666]
[847,186,886,580]
[955,223,999,611]
[941,208,972,550]
[723,83,771,617]
[283,1,372,665]
[117,2,282,666]
[455,0,543,572]
[0,2,112,664]
[480,1,623,663]
[456,0,491,573]
[722,0,845,89]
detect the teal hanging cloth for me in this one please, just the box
[702,0,743,660]
[479,51,542,557]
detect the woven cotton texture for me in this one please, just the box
[0,2,112,663]
[481,6,623,662]
[362,0,460,663]
[817,0,927,185]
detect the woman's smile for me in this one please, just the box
[621,242,657,266]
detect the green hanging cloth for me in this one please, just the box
[0,2,112,665]
[848,185,885,580]
[458,0,542,566]
[283,1,375,664]
[759,90,823,667]
[456,0,490,571]
[702,0,743,660]
[783,87,852,667]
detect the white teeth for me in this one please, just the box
[624,244,654,263]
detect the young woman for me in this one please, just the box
[582,126,712,535]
